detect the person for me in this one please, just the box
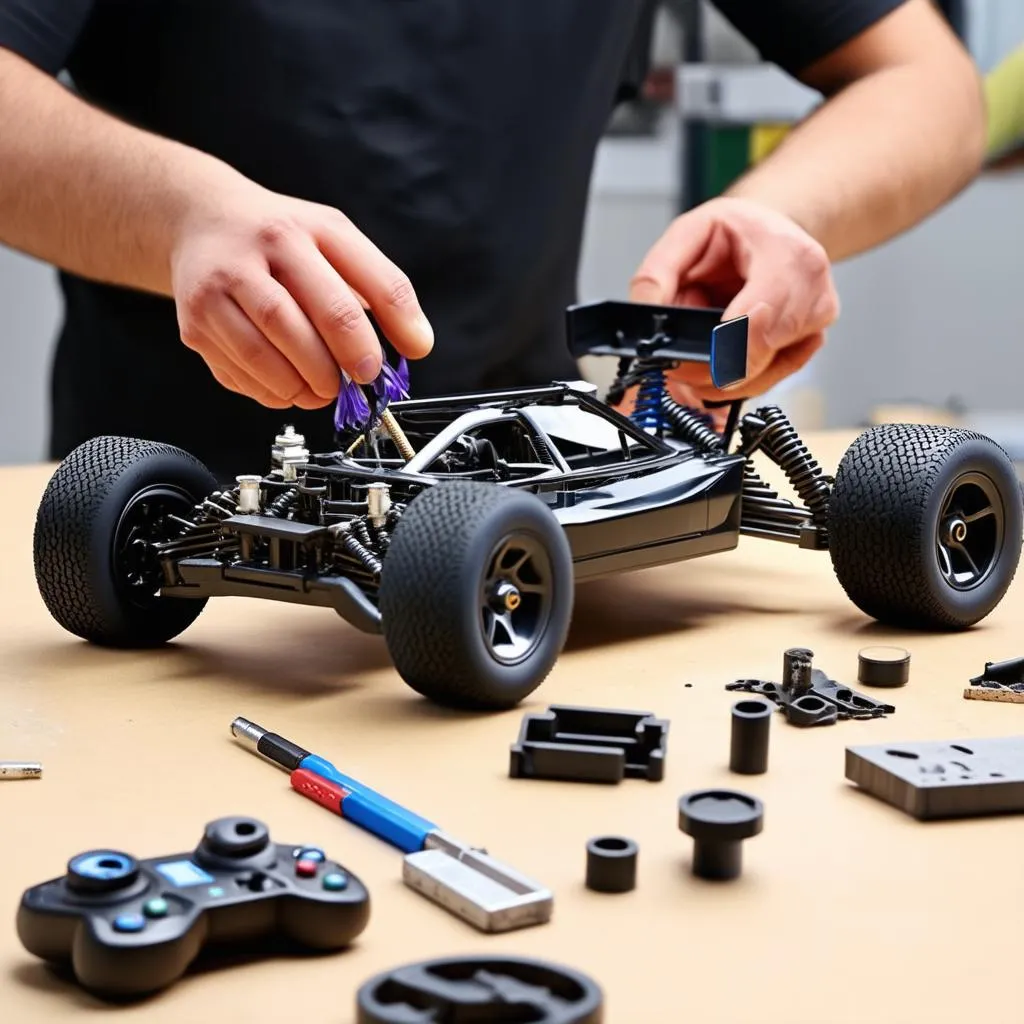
[0,0,984,478]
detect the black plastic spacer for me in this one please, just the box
[678,789,763,881]
[584,836,638,893]
[729,699,772,774]
[858,646,910,688]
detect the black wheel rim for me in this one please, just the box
[478,532,554,666]
[113,485,197,607]
[934,471,1004,591]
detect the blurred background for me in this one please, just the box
[2,0,1023,465]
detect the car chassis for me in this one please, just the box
[32,300,1024,709]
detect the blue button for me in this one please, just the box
[297,847,325,863]
[113,913,145,933]
[322,872,348,892]
[207,886,225,899]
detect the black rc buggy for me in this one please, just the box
[33,301,1023,709]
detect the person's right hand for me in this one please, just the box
[170,182,434,409]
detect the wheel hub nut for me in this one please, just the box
[491,581,521,612]
[945,517,968,544]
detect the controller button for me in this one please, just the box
[207,886,226,898]
[322,872,348,892]
[295,859,318,878]
[297,847,325,863]
[112,913,146,933]
[143,898,169,918]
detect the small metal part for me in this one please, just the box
[271,425,310,481]
[366,482,392,528]
[729,699,772,774]
[585,836,638,893]
[0,761,42,780]
[235,475,262,514]
[678,789,764,880]
[380,408,416,461]
[230,716,266,755]
[858,646,911,688]
[403,831,553,933]
[782,647,814,697]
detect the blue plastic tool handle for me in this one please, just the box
[299,754,437,853]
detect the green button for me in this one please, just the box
[143,898,169,918]
[322,872,348,892]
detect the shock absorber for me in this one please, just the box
[660,395,722,453]
[742,406,831,527]
[335,523,382,577]
[264,488,299,518]
[629,361,667,434]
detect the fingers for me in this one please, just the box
[258,223,388,386]
[314,212,435,362]
[629,206,716,304]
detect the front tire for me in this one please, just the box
[828,423,1023,629]
[33,436,218,647]
[378,482,574,709]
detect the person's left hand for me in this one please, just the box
[628,196,840,417]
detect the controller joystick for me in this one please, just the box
[16,816,371,1000]
[65,852,140,895]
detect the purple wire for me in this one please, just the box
[334,355,410,434]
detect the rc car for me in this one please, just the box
[32,300,1024,709]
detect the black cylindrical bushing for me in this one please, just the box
[585,836,638,893]
[729,699,772,774]
[782,647,814,696]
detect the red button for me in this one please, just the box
[295,859,318,878]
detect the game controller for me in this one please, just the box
[15,815,371,999]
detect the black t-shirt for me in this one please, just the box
[0,0,904,478]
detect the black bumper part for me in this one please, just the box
[162,558,382,633]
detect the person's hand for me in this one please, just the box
[170,182,434,409]
[629,196,840,413]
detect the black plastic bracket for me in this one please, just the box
[728,661,894,728]
[846,736,1024,820]
[964,656,1024,703]
[509,705,669,784]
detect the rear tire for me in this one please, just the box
[828,423,1023,629]
[379,482,574,709]
[33,436,218,647]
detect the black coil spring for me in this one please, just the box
[265,488,299,518]
[531,434,556,464]
[660,395,722,452]
[749,406,831,524]
[341,527,382,576]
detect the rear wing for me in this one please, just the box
[565,300,749,390]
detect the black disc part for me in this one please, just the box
[857,645,911,688]
[355,955,604,1023]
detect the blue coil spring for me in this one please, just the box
[630,364,667,432]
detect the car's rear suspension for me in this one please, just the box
[736,406,832,549]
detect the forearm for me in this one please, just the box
[0,47,244,294]
[725,55,985,262]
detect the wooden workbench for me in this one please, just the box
[2,433,1023,1023]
